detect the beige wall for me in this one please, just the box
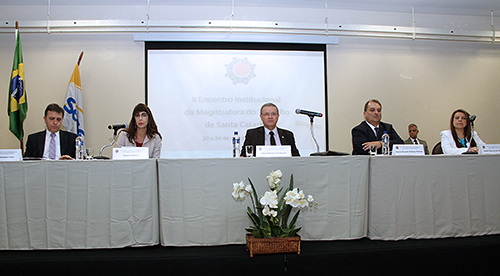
[1,4,499,156]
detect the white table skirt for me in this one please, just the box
[158,156,369,246]
[0,159,159,249]
[368,155,500,240]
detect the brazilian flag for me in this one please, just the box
[8,28,27,142]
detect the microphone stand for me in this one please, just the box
[95,129,123,159]
[463,120,477,154]
[309,115,320,153]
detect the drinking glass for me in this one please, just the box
[245,145,254,157]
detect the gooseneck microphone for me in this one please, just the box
[470,114,477,122]
[295,109,323,117]
[108,123,128,130]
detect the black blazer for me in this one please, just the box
[240,126,300,157]
[351,121,404,155]
[24,130,78,159]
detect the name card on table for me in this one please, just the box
[112,147,149,160]
[0,149,22,162]
[256,145,292,157]
[480,144,500,155]
[392,144,425,156]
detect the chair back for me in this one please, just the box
[432,142,443,155]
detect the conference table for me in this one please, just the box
[2,154,499,250]
[0,159,159,250]
[157,156,369,246]
[368,154,500,240]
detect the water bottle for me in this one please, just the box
[381,131,390,155]
[75,136,84,160]
[232,131,240,158]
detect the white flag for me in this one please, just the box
[62,63,85,137]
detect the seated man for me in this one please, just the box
[241,102,300,157]
[351,99,404,155]
[404,123,429,155]
[24,103,77,160]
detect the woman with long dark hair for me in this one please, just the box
[116,103,162,158]
[440,109,484,154]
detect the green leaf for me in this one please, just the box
[252,229,262,238]
[248,177,263,225]
[288,209,301,229]
[247,209,260,229]
[289,227,301,237]
[260,220,272,238]
[281,204,292,228]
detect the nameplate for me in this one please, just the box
[392,144,425,156]
[0,149,23,162]
[112,147,149,160]
[480,144,500,155]
[256,145,292,157]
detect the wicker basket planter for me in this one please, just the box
[245,234,301,257]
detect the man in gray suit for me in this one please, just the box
[404,123,429,155]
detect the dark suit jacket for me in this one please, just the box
[24,130,78,159]
[404,138,430,155]
[351,121,404,155]
[241,126,300,157]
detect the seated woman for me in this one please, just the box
[116,103,162,158]
[440,109,484,155]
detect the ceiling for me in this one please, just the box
[1,0,499,16]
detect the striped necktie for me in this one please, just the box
[49,133,56,160]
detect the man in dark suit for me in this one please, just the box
[351,99,404,155]
[404,123,430,155]
[241,103,300,157]
[24,103,77,159]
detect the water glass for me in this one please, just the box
[245,145,254,157]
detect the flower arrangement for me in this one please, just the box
[232,169,316,238]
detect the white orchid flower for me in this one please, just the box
[262,205,271,216]
[290,197,300,208]
[270,209,278,217]
[232,181,248,201]
[260,190,278,207]
[299,198,308,208]
[266,169,282,190]
[307,195,314,203]
[245,185,252,193]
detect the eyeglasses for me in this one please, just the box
[261,112,278,117]
[134,112,148,118]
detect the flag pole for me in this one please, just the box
[77,51,84,66]
[15,21,25,153]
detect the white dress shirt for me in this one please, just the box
[264,127,282,146]
[43,130,61,159]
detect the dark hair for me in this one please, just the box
[408,123,418,129]
[44,103,64,117]
[125,103,162,143]
[450,109,476,148]
[364,99,382,112]
[260,103,279,115]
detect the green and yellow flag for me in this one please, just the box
[8,26,28,142]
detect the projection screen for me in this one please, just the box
[146,42,327,158]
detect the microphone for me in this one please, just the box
[108,123,128,130]
[295,109,323,117]
[470,115,477,122]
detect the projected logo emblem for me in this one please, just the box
[225,57,256,84]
